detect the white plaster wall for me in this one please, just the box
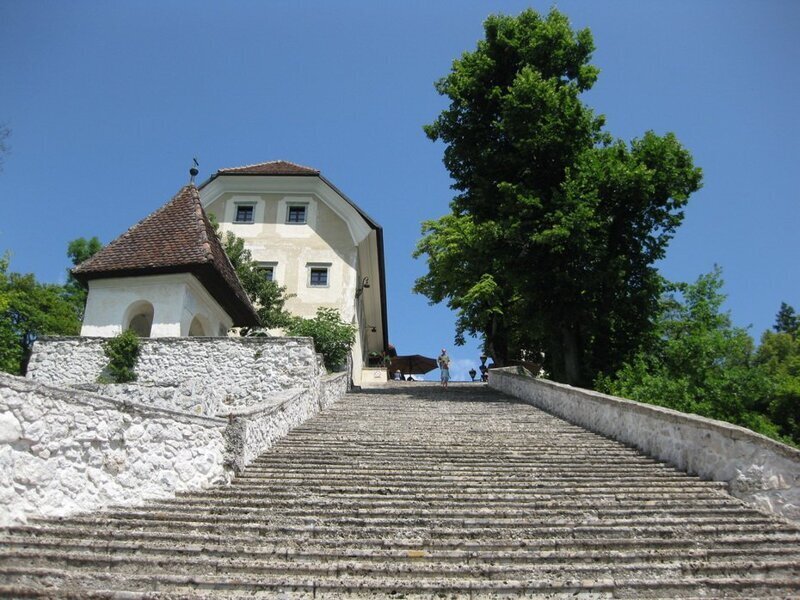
[202,177,383,382]
[81,273,233,338]
[489,368,800,523]
[0,373,229,527]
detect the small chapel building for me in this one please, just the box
[73,184,259,338]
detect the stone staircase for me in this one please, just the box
[2,383,800,598]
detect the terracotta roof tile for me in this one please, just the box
[73,185,259,327]
[216,160,319,176]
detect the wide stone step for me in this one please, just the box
[73,505,775,528]
[46,514,787,541]
[4,546,800,585]
[154,494,747,511]
[135,500,763,521]
[175,487,736,505]
[1,565,798,598]
[4,536,800,568]
[9,525,800,555]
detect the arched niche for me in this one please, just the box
[124,300,154,338]
[188,315,209,337]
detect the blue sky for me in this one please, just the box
[1,1,798,381]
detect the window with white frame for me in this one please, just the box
[258,262,277,282]
[307,264,330,288]
[286,204,308,224]
[234,203,255,224]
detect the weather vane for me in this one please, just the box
[189,157,199,184]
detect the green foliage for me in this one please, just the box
[64,236,103,317]
[100,329,140,383]
[286,307,356,371]
[415,7,701,385]
[598,268,793,445]
[207,213,292,333]
[0,253,81,375]
[755,330,800,443]
[774,302,798,336]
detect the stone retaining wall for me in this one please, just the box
[27,336,320,409]
[225,373,348,472]
[2,336,351,526]
[0,373,228,527]
[490,368,800,522]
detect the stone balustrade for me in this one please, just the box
[490,367,800,523]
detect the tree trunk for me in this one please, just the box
[561,325,582,386]
[486,316,508,367]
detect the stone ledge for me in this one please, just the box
[0,373,226,429]
[489,367,800,523]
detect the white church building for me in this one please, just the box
[73,161,389,386]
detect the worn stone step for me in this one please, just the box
[78,505,776,529]
[46,515,788,542]
[9,525,800,555]
[136,500,764,522]
[1,566,798,599]
[3,547,800,585]
[4,537,800,568]
[154,494,748,511]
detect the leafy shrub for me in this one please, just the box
[101,329,141,383]
[287,308,356,371]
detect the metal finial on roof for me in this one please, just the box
[189,157,199,184]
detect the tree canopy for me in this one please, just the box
[217,229,292,332]
[415,8,702,386]
[0,253,82,374]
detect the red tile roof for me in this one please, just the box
[73,185,259,327]
[216,160,319,176]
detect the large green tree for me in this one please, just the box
[0,254,82,374]
[774,302,798,336]
[415,8,702,385]
[598,268,786,443]
[756,305,800,443]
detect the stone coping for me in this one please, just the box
[493,368,800,462]
[490,367,800,522]
[221,388,305,418]
[0,373,226,429]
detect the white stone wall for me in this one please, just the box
[71,380,224,416]
[3,337,351,526]
[490,368,800,523]
[224,373,347,473]
[27,336,320,409]
[0,373,229,527]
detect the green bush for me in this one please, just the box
[286,308,356,371]
[101,329,141,383]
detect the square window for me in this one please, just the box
[287,205,307,224]
[234,204,255,224]
[258,262,277,282]
[309,267,328,287]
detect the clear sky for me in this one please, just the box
[1,1,798,381]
